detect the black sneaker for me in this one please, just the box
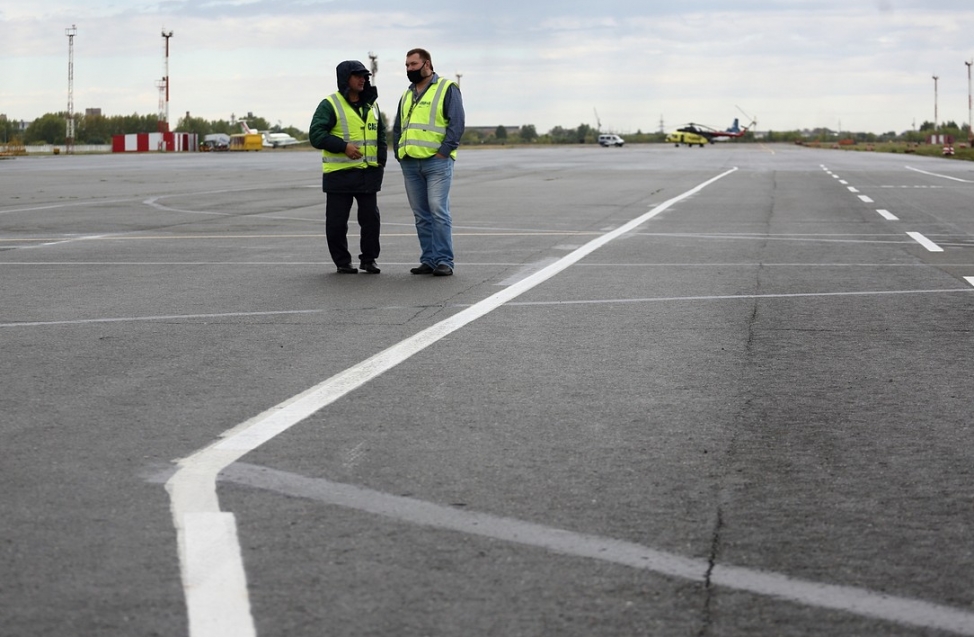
[336,265,358,274]
[432,264,453,276]
[360,261,381,274]
[410,263,435,275]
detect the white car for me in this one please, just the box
[598,134,625,147]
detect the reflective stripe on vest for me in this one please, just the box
[321,93,380,172]
[397,78,456,160]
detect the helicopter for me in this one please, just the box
[666,108,756,147]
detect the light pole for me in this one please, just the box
[160,29,173,133]
[966,60,973,144]
[932,74,939,141]
[368,51,378,84]
[65,24,77,154]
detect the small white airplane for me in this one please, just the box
[238,121,307,148]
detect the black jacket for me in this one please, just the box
[309,60,387,194]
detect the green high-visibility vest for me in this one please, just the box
[397,78,457,160]
[321,92,380,173]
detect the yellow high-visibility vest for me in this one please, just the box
[397,78,457,160]
[322,92,380,173]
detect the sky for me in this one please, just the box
[2,1,973,135]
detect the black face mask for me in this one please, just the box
[406,66,426,84]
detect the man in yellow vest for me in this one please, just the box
[309,60,386,274]
[393,48,465,276]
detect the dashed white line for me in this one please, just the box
[847,186,859,193]
[907,231,944,252]
[877,209,899,221]
[858,195,875,203]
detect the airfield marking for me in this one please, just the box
[0,231,602,244]
[0,308,410,329]
[877,209,899,220]
[0,198,142,215]
[6,285,974,330]
[0,232,907,246]
[847,186,859,192]
[217,462,974,637]
[501,287,974,308]
[905,166,974,183]
[627,232,914,246]
[165,167,741,637]
[495,257,562,286]
[858,195,875,203]
[907,231,945,252]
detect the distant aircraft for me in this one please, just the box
[238,122,308,148]
[665,114,755,147]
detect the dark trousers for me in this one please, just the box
[325,192,380,266]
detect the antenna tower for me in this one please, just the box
[159,29,173,132]
[65,25,77,154]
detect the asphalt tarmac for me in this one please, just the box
[2,144,974,637]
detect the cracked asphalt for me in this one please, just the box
[2,145,974,636]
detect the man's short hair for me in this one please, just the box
[407,48,433,71]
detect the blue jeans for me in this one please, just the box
[400,156,455,269]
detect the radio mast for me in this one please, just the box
[159,29,173,132]
[65,25,77,154]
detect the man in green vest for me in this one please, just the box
[393,48,465,276]
[309,60,386,274]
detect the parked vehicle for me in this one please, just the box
[598,134,625,147]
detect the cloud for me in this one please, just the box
[2,1,973,133]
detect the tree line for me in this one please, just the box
[3,111,970,147]
[1,112,302,146]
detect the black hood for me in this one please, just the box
[336,60,377,104]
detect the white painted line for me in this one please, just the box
[496,257,561,286]
[710,564,974,636]
[877,209,899,221]
[832,174,840,179]
[502,287,974,308]
[166,167,741,637]
[9,287,974,330]
[966,277,974,288]
[839,180,849,185]
[181,513,255,637]
[858,195,875,203]
[222,463,974,637]
[0,309,335,328]
[847,186,859,193]
[0,198,140,216]
[907,232,944,252]
[905,166,974,183]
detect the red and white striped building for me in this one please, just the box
[112,132,197,153]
